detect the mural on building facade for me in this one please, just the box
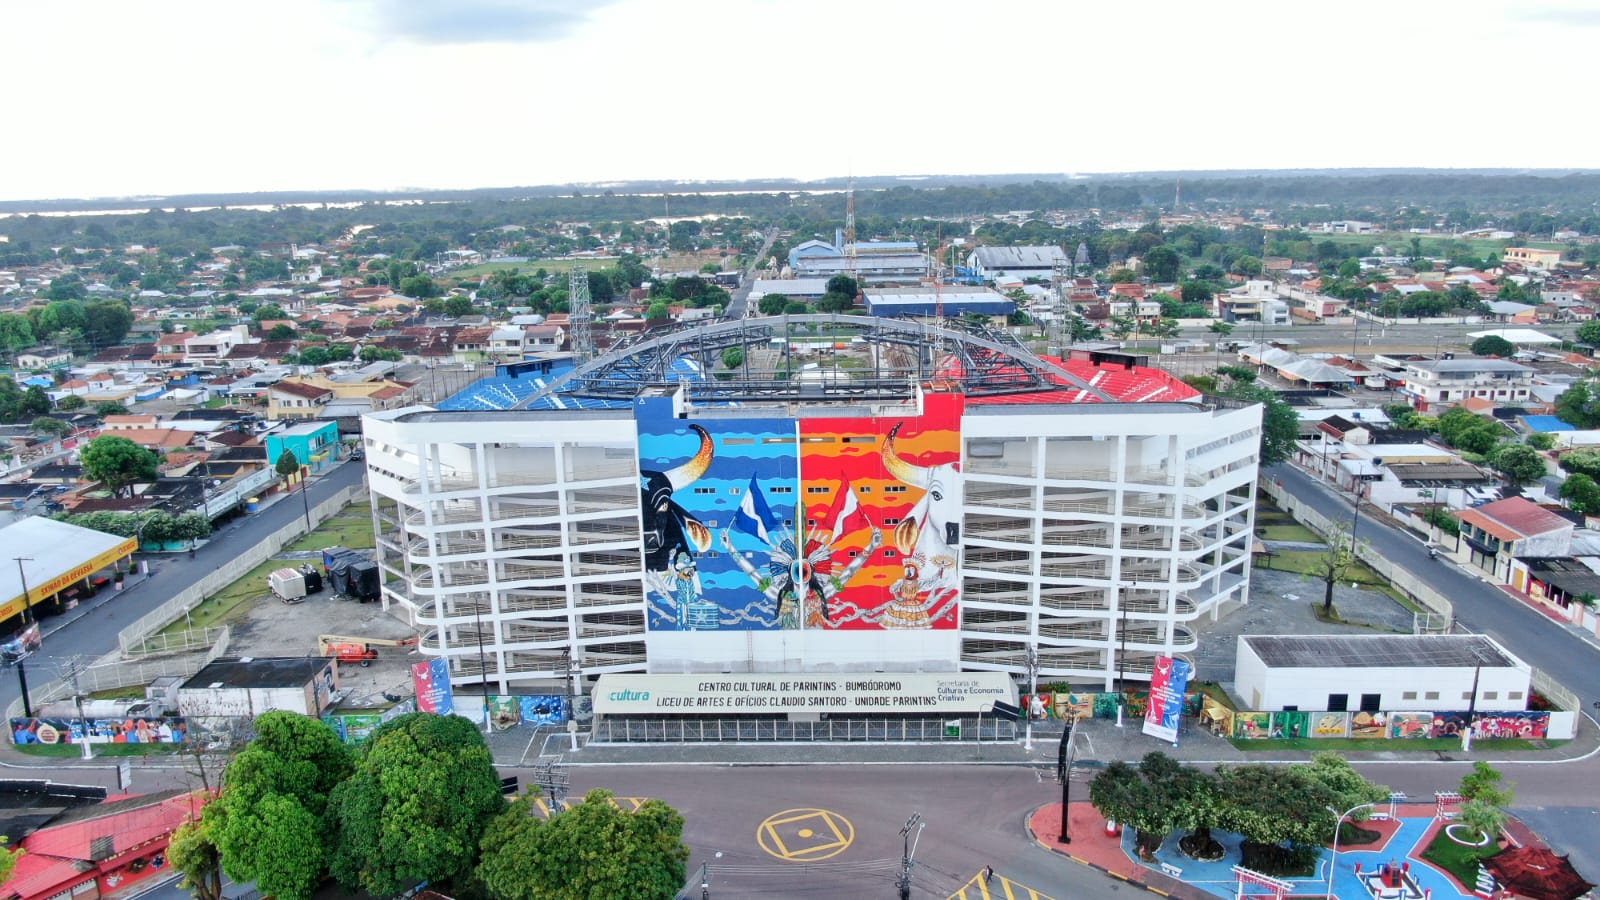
[638,394,964,632]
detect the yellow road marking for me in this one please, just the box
[530,795,647,818]
[948,870,1054,900]
[755,807,855,862]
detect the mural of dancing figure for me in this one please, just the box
[722,474,882,628]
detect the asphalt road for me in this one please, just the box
[1268,463,1600,715]
[1184,319,1580,354]
[1,460,368,720]
[554,763,1133,900]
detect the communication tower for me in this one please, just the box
[568,265,594,364]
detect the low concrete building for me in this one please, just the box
[177,656,339,717]
[1235,634,1530,714]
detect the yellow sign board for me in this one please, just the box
[1,537,136,621]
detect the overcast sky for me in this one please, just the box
[4,0,1597,202]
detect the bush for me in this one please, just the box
[1239,841,1319,877]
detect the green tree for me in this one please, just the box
[275,448,301,481]
[1178,280,1215,306]
[399,274,441,298]
[783,301,810,315]
[1576,321,1600,347]
[1527,432,1556,451]
[1142,246,1181,283]
[816,290,856,313]
[1295,753,1389,827]
[168,818,224,900]
[645,301,671,322]
[721,347,745,370]
[1106,268,1137,284]
[477,789,690,900]
[1309,520,1363,617]
[1108,316,1135,340]
[1436,407,1504,454]
[251,304,287,321]
[757,293,790,316]
[31,416,70,439]
[1491,444,1547,487]
[1230,255,1263,276]
[80,435,159,497]
[1470,335,1516,358]
[55,394,86,411]
[1561,473,1600,514]
[824,274,859,298]
[1215,764,1336,856]
[267,323,296,340]
[1458,761,1514,807]
[1555,380,1600,429]
[444,296,474,317]
[0,837,20,886]
[1216,364,1256,384]
[210,712,352,900]
[1220,382,1296,466]
[326,713,505,897]
[1208,321,1234,335]
[1088,760,1165,858]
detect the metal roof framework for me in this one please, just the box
[514,314,1114,408]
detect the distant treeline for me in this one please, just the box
[3,171,1599,266]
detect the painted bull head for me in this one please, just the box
[882,422,961,569]
[640,424,714,571]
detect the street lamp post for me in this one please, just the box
[473,599,491,732]
[299,466,313,534]
[13,557,35,625]
[896,813,925,900]
[1325,802,1376,900]
[697,851,722,900]
[1115,582,1133,728]
[1460,641,1494,752]
[1056,713,1079,844]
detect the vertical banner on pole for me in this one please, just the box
[411,658,455,716]
[1142,656,1191,743]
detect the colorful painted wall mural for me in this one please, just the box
[637,394,964,632]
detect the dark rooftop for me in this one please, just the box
[182,656,330,689]
[1243,634,1516,669]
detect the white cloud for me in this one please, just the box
[0,0,1595,201]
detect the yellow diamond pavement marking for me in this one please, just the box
[755,807,856,862]
[949,869,1055,900]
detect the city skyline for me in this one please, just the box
[4,0,1598,202]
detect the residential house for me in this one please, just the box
[15,349,72,369]
[1503,247,1563,271]
[1399,358,1535,411]
[267,380,336,420]
[1452,496,1575,584]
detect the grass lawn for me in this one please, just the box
[1421,827,1502,887]
[15,743,184,758]
[1266,550,1387,585]
[285,515,375,552]
[1257,523,1321,543]
[1308,231,1513,258]
[150,558,284,638]
[1231,735,1562,753]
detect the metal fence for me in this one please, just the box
[6,628,232,721]
[592,717,1018,744]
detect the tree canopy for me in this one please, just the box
[1469,334,1516,358]
[80,435,159,497]
[1490,444,1547,487]
[209,712,353,900]
[326,712,506,897]
[477,789,690,900]
[1555,379,1600,429]
[1219,382,1297,466]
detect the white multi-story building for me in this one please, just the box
[360,317,1262,700]
[1400,358,1535,411]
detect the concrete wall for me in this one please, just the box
[118,483,364,655]
[1259,477,1455,628]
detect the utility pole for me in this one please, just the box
[1023,644,1038,751]
[13,557,36,624]
[528,759,569,812]
[64,658,94,760]
[896,812,925,900]
[695,851,722,900]
[1057,713,1079,843]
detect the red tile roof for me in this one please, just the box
[1454,496,1569,541]
[270,381,335,401]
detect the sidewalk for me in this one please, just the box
[521,712,1600,769]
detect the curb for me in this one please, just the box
[1024,804,1198,900]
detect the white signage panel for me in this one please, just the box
[592,672,1016,715]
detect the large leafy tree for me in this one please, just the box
[1294,753,1389,825]
[80,435,160,497]
[1555,379,1600,429]
[1088,754,1193,858]
[1220,383,1297,466]
[477,789,690,900]
[1490,444,1547,487]
[1215,764,1336,849]
[1436,407,1504,454]
[1469,334,1516,358]
[168,818,224,900]
[326,712,505,897]
[1561,473,1600,514]
[209,712,352,900]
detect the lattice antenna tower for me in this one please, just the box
[844,175,857,281]
[568,264,594,364]
[1052,257,1073,355]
